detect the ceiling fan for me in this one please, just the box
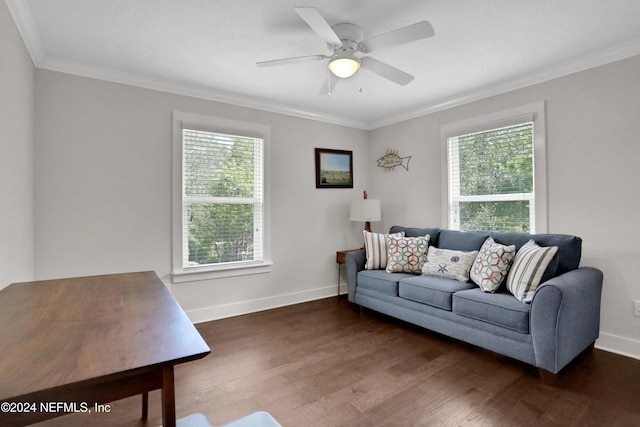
[256,7,434,92]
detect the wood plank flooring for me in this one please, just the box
[37,297,640,426]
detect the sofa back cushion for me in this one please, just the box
[438,230,490,251]
[489,232,581,276]
[391,227,582,279]
[389,226,441,247]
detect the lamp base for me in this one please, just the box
[360,222,372,249]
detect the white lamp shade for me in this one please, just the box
[350,199,381,222]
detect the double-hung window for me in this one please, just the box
[442,102,547,233]
[172,112,270,281]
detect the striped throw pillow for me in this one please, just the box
[364,231,404,270]
[506,240,558,303]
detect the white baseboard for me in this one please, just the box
[339,282,348,296]
[186,284,343,324]
[595,332,640,361]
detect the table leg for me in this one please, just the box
[161,365,176,427]
[141,392,148,420]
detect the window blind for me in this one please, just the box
[182,129,264,268]
[448,122,534,232]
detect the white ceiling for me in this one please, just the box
[7,0,640,129]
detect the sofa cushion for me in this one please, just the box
[453,288,531,334]
[389,226,441,247]
[530,234,580,276]
[358,270,414,297]
[490,231,581,277]
[438,230,489,251]
[470,237,516,292]
[399,275,476,310]
[363,231,404,270]
[386,235,430,274]
[506,240,558,303]
[422,247,478,282]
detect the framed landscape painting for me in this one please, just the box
[315,148,353,188]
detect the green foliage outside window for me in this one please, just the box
[454,123,533,232]
[459,201,530,232]
[184,131,259,266]
[188,203,254,265]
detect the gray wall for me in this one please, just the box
[33,70,370,321]
[0,1,34,287]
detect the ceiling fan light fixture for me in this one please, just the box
[328,54,360,78]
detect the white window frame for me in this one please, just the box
[172,112,271,283]
[441,101,547,233]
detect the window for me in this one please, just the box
[172,112,270,281]
[442,102,547,233]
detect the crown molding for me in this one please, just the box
[370,38,640,129]
[35,38,640,132]
[5,0,44,64]
[35,55,371,130]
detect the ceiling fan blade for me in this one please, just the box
[360,21,434,53]
[361,57,414,86]
[294,6,342,46]
[256,54,328,68]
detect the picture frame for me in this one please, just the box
[315,148,353,188]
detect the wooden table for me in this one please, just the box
[0,271,210,427]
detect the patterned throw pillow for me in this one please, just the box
[422,247,478,282]
[363,231,404,270]
[470,237,517,292]
[506,240,558,303]
[385,235,430,273]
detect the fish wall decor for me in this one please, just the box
[377,149,411,172]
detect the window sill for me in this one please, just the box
[172,261,273,283]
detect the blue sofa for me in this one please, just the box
[346,226,603,374]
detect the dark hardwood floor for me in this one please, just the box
[37,297,640,426]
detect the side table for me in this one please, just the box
[336,249,362,297]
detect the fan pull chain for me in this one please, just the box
[358,67,363,93]
[327,67,332,97]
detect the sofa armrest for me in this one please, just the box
[345,250,366,303]
[530,266,603,374]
